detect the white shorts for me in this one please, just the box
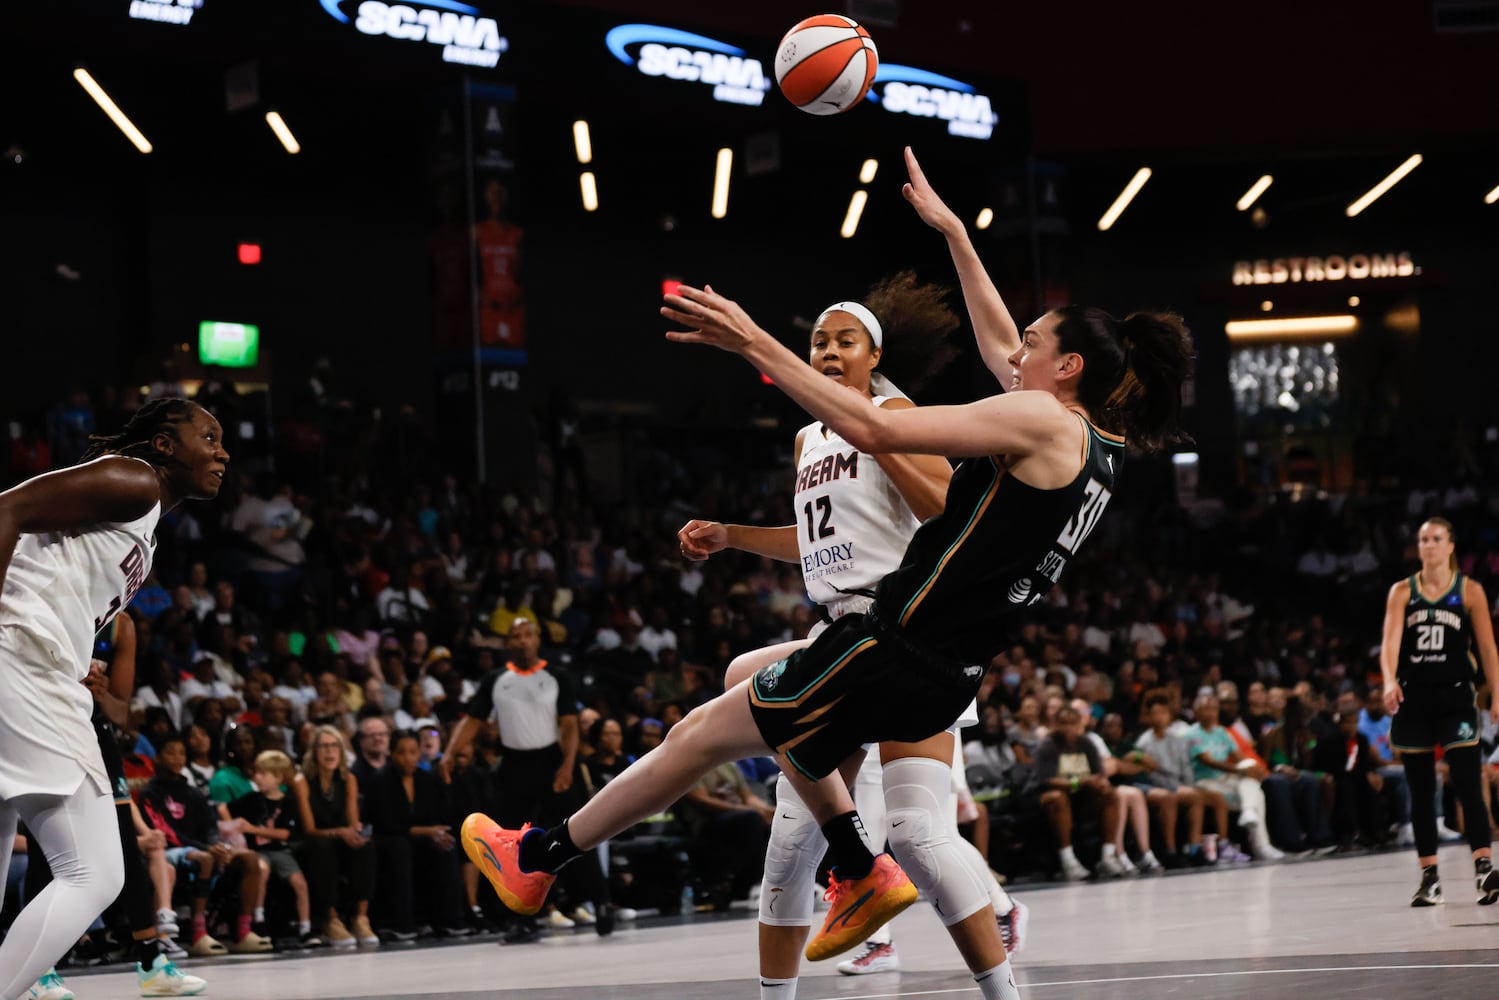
[0,626,109,801]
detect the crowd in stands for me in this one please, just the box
[4,385,1499,970]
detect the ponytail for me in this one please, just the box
[1110,312,1195,452]
[1052,306,1194,453]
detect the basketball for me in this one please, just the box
[774,14,878,116]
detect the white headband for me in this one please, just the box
[817,301,883,348]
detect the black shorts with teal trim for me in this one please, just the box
[747,611,981,780]
[1390,681,1480,753]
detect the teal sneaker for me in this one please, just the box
[26,969,74,1000]
[136,953,207,997]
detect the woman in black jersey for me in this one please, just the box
[1380,516,1499,907]
[463,150,1193,1000]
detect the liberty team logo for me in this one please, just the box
[757,658,790,693]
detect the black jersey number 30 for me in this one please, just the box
[803,496,835,542]
[1056,478,1112,554]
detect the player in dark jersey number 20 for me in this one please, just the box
[1381,516,1499,908]
[463,258,1192,1000]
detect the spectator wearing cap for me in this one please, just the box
[418,646,454,703]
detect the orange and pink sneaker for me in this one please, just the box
[461,814,556,916]
[804,854,919,962]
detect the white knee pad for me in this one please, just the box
[759,775,825,927]
[884,757,991,927]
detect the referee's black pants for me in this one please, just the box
[495,745,609,916]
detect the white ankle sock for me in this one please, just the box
[975,958,1022,999]
[760,976,797,1000]
[298,920,311,935]
[1101,844,1118,859]
[253,907,265,923]
[1059,845,1079,865]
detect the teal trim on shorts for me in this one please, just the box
[750,637,875,704]
[784,749,821,781]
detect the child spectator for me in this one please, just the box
[221,750,323,948]
[138,733,273,956]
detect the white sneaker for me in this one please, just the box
[613,906,638,922]
[137,953,207,997]
[1061,855,1091,881]
[156,907,180,938]
[836,940,900,975]
[542,909,576,929]
[26,969,74,1000]
[158,934,188,960]
[1136,850,1165,874]
[570,905,597,926]
[1218,843,1252,864]
[1439,824,1465,843]
[1251,840,1285,861]
[1095,853,1128,878]
[1396,823,1416,847]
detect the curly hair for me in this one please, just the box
[846,269,962,394]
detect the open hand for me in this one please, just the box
[678,520,728,562]
[662,284,761,354]
[902,147,961,236]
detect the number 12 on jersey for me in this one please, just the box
[803,496,834,542]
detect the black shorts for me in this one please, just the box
[94,719,131,805]
[747,611,981,780]
[1390,682,1480,753]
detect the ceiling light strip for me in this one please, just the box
[1097,167,1152,231]
[1346,154,1422,217]
[1236,174,1273,211]
[73,68,152,153]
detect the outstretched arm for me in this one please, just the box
[662,284,1070,460]
[678,425,810,562]
[903,147,1021,384]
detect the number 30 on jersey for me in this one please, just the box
[1057,479,1112,554]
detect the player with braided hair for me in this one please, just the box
[0,397,228,999]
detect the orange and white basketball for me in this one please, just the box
[774,14,878,116]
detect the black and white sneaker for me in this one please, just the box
[997,898,1030,957]
[1411,867,1443,907]
[1476,863,1499,905]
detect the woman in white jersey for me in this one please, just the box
[0,398,228,999]
[676,153,1028,998]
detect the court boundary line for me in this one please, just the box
[827,962,1499,999]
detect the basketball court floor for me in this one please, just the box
[59,843,1499,999]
